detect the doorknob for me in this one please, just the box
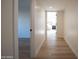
[30,29,32,32]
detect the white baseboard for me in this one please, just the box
[57,36,64,39]
[56,34,64,38]
[35,38,46,57]
[64,37,78,57]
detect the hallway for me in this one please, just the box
[1,0,78,59]
[35,30,77,59]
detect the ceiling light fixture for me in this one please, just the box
[49,6,53,9]
[35,6,40,9]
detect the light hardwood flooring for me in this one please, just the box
[35,30,77,59]
[19,30,77,59]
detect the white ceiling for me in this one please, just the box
[36,0,76,11]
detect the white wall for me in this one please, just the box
[30,0,46,57]
[1,0,14,59]
[57,11,64,38]
[2,0,19,59]
[31,0,45,57]
[64,0,78,56]
[34,8,45,56]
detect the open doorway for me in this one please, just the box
[46,11,57,40]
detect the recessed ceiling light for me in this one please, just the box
[35,6,40,9]
[49,6,53,9]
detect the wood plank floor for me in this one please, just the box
[35,30,77,59]
[19,30,77,59]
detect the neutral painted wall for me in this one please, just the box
[57,11,64,38]
[30,0,46,57]
[34,8,45,56]
[18,0,31,38]
[1,0,14,59]
[31,0,46,57]
[64,0,78,56]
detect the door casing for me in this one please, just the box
[45,11,58,39]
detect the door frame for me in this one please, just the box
[13,0,19,59]
[45,10,57,39]
[45,11,47,40]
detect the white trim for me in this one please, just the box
[45,11,58,40]
[13,0,19,59]
[64,37,78,57]
[30,0,35,57]
[56,34,64,38]
[45,11,47,40]
[35,38,46,57]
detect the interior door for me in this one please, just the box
[18,0,31,59]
